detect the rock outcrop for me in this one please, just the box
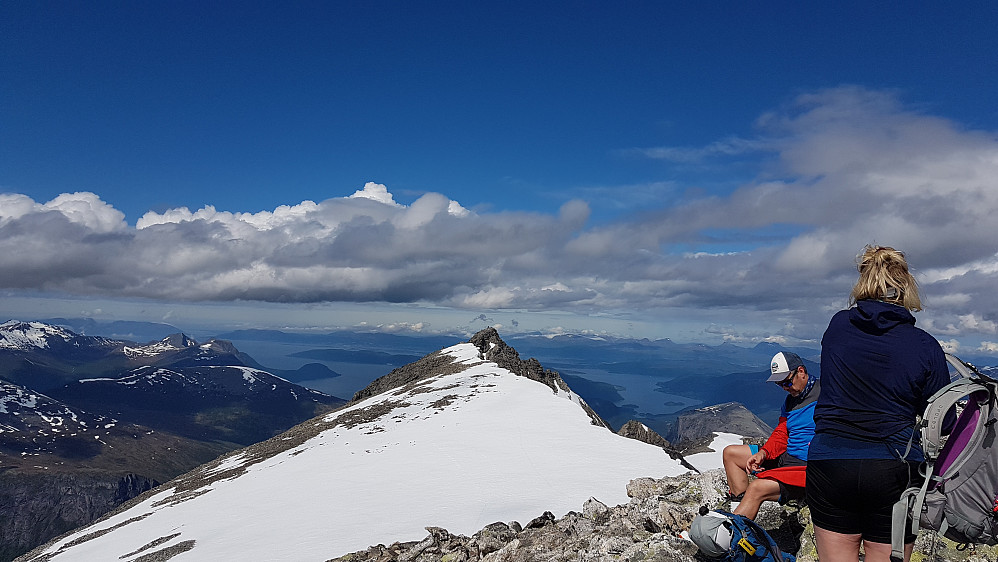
[353,327,609,428]
[617,420,699,473]
[0,471,157,562]
[327,468,998,562]
[617,420,671,448]
[328,469,810,562]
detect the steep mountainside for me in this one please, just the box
[0,321,346,561]
[19,328,689,561]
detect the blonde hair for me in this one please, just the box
[850,245,923,311]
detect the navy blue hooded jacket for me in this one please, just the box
[809,299,949,461]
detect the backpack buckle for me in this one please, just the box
[737,537,757,555]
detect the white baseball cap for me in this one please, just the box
[767,351,804,382]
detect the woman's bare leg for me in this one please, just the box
[813,525,861,562]
[862,540,913,562]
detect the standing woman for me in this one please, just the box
[806,245,950,562]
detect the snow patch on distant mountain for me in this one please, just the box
[0,320,74,350]
[684,432,746,473]
[0,380,118,447]
[122,342,179,358]
[27,341,690,561]
[79,367,198,386]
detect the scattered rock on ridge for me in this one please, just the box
[468,327,609,428]
[353,327,610,428]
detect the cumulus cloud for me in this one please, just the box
[3,87,997,348]
[0,192,126,232]
[939,339,961,354]
[348,182,402,206]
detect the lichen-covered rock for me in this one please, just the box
[325,467,998,562]
[328,471,711,562]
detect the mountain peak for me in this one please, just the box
[0,320,74,350]
[351,328,608,427]
[468,326,503,351]
[161,333,197,348]
[468,327,565,391]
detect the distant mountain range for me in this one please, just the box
[36,319,998,437]
[0,320,346,561]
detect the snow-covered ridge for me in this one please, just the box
[77,365,328,402]
[0,320,74,350]
[79,367,198,386]
[122,333,201,358]
[27,336,690,561]
[123,341,182,358]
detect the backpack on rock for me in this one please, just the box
[690,508,795,562]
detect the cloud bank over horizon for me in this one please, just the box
[2,87,997,350]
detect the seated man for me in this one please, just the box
[721,351,819,519]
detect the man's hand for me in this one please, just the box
[746,449,768,473]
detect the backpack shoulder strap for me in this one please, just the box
[921,378,989,459]
[892,485,925,561]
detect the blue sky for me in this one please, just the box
[2,2,998,352]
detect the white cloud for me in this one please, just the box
[0,192,126,232]
[3,87,997,347]
[958,314,998,334]
[460,287,519,308]
[371,321,427,333]
[939,339,961,354]
[348,182,402,206]
[979,342,998,353]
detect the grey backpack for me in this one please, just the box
[891,354,998,559]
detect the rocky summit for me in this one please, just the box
[326,466,814,562]
[329,467,997,562]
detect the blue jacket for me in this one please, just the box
[761,376,820,461]
[810,299,949,461]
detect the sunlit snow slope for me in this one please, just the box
[27,341,689,561]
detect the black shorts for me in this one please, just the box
[806,458,920,543]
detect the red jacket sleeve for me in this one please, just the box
[761,417,789,460]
